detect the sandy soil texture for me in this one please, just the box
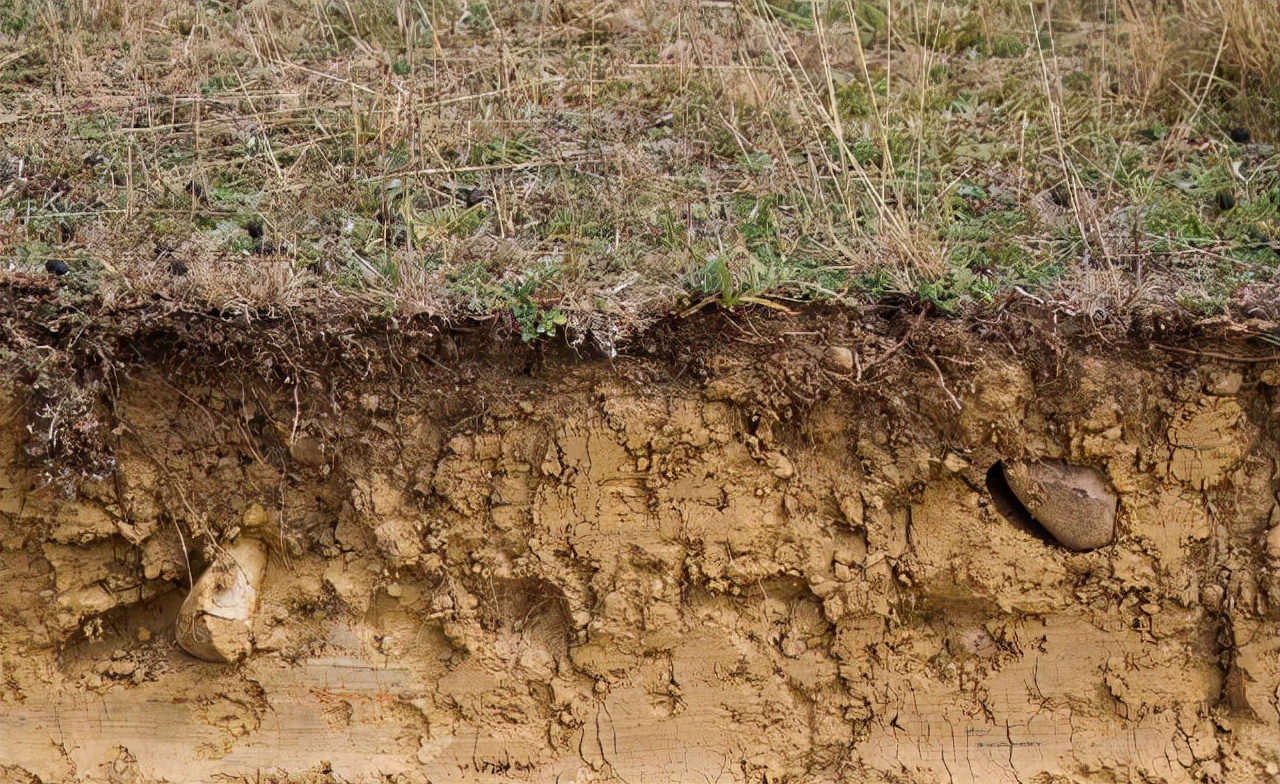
[0,312,1278,783]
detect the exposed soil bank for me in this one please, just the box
[1,307,1278,783]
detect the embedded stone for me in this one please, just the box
[1203,368,1242,396]
[766,451,795,479]
[176,537,268,662]
[1264,515,1280,563]
[1002,459,1117,551]
[823,346,854,373]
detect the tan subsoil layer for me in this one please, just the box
[1,310,1278,783]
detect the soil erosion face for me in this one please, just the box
[1,318,1278,783]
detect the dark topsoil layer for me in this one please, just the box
[1,272,1277,477]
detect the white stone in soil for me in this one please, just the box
[1264,512,1280,563]
[175,537,268,662]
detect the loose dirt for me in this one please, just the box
[0,308,1278,783]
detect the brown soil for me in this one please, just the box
[1,305,1278,783]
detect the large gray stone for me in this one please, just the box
[1002,460,1117,551]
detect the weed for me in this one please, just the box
[685,247,794,313]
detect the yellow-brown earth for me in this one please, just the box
[1,307,1278,783]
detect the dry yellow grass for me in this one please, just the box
[0,0,1276,340]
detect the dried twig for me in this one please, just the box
[1152,344,1280,364]
[857,309,928,382]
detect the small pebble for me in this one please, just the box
[243,503,273,530]
[1204,369,1243,396]
[108,660,137,678]
[766,451,795,479]
[1264,522,1280,563]
[780,636,806,658]
[1200,583,1225,611]
[823,346,854,373]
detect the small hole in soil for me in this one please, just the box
[985,461,1056,547]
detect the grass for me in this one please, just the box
[0,0,1277,343]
